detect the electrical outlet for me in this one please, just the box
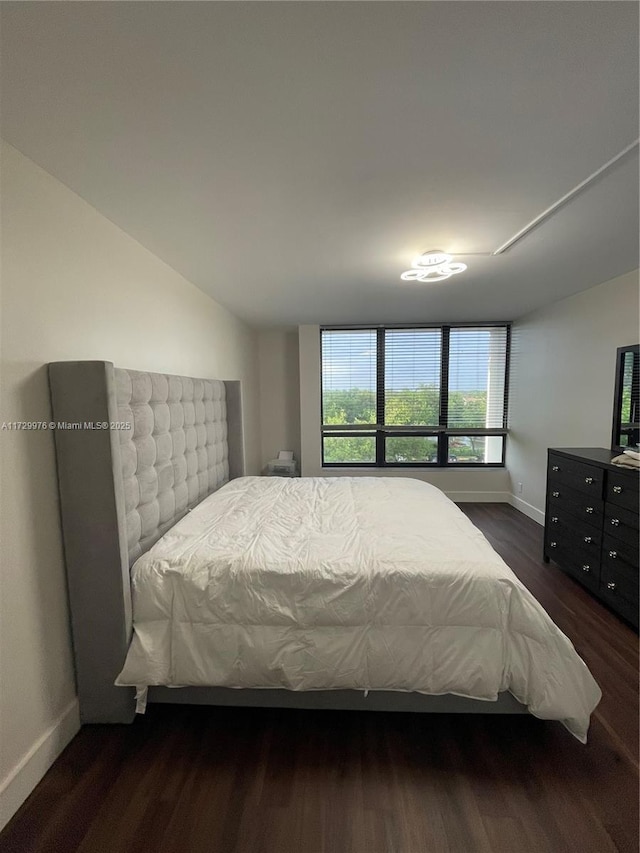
[517,482,523,494]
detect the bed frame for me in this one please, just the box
[49,360,527,724]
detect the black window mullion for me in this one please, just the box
[376,328,385,464]
[438,326,450,465]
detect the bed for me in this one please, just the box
[49,361,601,742]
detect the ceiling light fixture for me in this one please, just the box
[401,251,467,283]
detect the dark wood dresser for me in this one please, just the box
[544,448,639,628]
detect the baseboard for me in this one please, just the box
[447,491,511,503]
[509,494,544,526]
[0,698,80,831]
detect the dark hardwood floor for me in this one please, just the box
[1,504,638,853]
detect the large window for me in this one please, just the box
[321,324,510,467]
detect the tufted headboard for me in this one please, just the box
[48,360,244,723]
[114,368,230,565]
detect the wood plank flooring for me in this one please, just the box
[1,504,637,853]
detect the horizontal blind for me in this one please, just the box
[447,326,508,429]
[321,329,377,426]
[621,350,639,426]
[385,329,442,427]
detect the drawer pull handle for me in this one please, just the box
[585,477,594,484]
[550,541,557,548]
[613,485,623,494]
[552,491,560,498]
[582,565,590,573]
[606,581,616,591]
[583,536,592,544]
[551,516,558,523]
[552,465,559,472]
[585,507,594,514]
[608,550,617,559]
[610,518,620,526]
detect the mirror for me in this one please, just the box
[612,344,640,451]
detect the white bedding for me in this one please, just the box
[116,476,601,741]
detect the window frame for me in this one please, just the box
[320,322,511,469]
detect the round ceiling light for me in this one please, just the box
[401,250,467,283]
[412,251,452,268]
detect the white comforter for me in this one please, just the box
[116,476,601,741]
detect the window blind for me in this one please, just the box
[447,327,508,430]
[321,329,377,426]
[385,329,442,427]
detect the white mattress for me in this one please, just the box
[116,476,601,741]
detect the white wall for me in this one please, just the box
[508,268,639,523]
[0,142,261,828]
[257,329,301,470]
[298,325,511,501]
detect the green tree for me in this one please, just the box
[323,389,376,425]
[385,385,439,426]
[322,388,491,464]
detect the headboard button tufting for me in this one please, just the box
[114,369,229,565]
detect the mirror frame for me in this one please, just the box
[611,343,640,452]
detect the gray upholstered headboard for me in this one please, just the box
[114,368,231,565]
[48,361,244,723]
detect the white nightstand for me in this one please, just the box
[265,458,299,477]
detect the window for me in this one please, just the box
[321,324,510,467]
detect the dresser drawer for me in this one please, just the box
[604,502,639,548]
[547,483,603,529]
[599,584,639,628]
[600,559,639,616]
[606,470,639,514]
[548,544,600,592]
[548,455,604,498]
[546,518,602,558]
[602,534,639,572]
[600,536,638,577]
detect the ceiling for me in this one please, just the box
[1,1,638,328]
